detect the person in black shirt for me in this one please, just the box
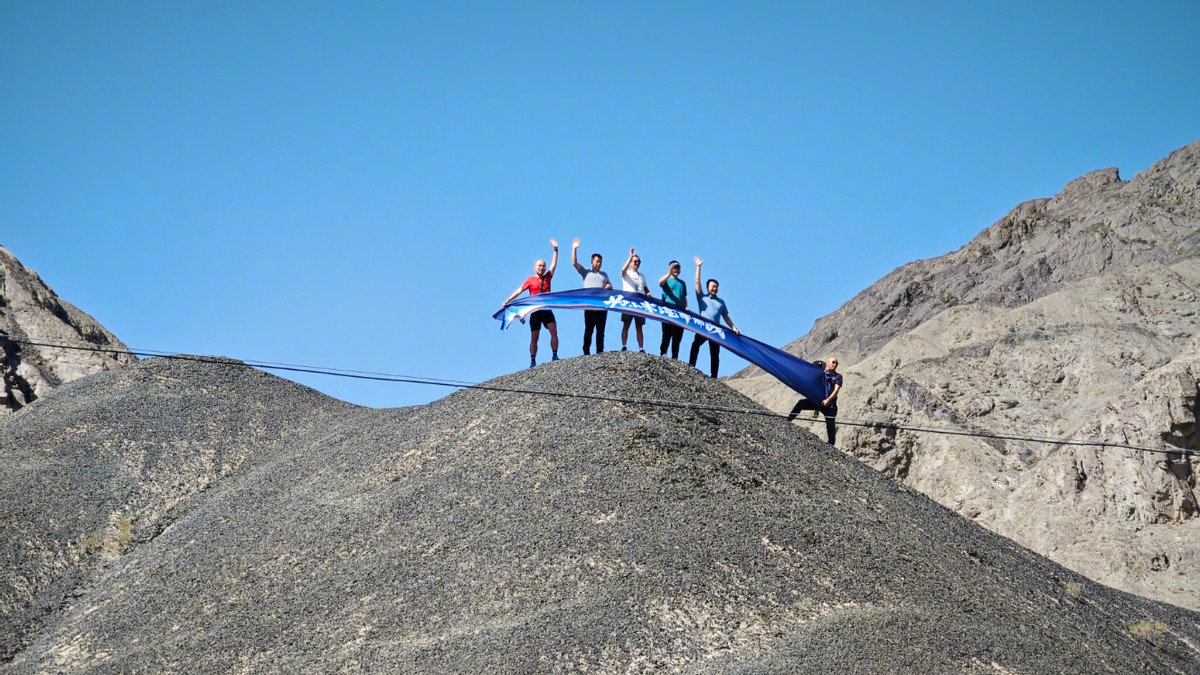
[787,357,843,446]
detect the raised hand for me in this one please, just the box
[550,238,558,248]
[572,238,581,249]
[694,256,704,266]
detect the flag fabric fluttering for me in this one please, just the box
[494,288,827,403]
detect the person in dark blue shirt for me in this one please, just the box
[787,357,843,446]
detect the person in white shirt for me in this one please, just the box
[619,247,651,352]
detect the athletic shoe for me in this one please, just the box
[530,357,536,368]
[621,346,627,351]
[552,354,559,361]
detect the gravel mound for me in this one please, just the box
[3,353,1199,673]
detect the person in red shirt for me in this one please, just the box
[503,239,560,367]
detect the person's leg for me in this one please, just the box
[635,317,645,350]
[670,326,683,359]
[688,335,707,367]
[825,416,837,445]
[621,314,632,350]
[547,322,559,359]
[529,328,540,366]
[660,324,670,356]
[583,311,595,354]
[787,399,819,421]
[596,312,607,352]
[708,340,720,377]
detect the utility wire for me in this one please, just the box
[2,335,1195,459]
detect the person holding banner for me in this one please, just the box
[687,256,739,377]
[787,357,843,445]
[503,239,560,368]
[619,248,651,352]
[657,260,688,359]
[571,238,614,354]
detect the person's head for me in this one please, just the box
[534,259,547,276]
[706,279,719,296]
[631,254,641,270]
[827,357,839,372]
[591,253,603,271]
[812,360,826,371]
[668,260,681,277]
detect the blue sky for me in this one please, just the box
[3,1,1198,407]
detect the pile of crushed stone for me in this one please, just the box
[2,352,1198,673]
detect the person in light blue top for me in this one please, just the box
[687,256,739,377]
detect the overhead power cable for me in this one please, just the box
[2,335,1195,459]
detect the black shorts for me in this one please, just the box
[530,309,556,331]
[620,314,646,326]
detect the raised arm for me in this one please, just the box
[547,239,559,277]
[693,256,704,294]
[571,238,586,275]
[621,247,635,276]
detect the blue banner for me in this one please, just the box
[494,288,827,403]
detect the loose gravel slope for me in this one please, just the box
[2,353,1199,673]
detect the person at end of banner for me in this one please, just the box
[787,357,843,445]
[687,256,739,377]
[657,260,688,359]
[503,239,560,368]
[571,238,613,354]
[619,248,651,352]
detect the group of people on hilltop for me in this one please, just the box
[502,238,739,376]
[503,238,843,445]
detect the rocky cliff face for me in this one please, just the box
[730,138,1200,611]
[0,246,135,413]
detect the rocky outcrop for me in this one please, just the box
[0,246,135,413]
[730,138,1200,610]
[3,353,1198,672]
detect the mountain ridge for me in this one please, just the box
[0,245,135,414]
[730,138,1200,611]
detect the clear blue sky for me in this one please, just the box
[3,1,1198,407]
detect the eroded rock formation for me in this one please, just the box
[0,246,135,413]
[731,138,1200,610]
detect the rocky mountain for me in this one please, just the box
[0,245,135,413]
[3,353,1199,673]
[730,139,1200,611]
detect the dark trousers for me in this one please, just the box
[659,324,684,359]
[688,335,721,377]
[583,310,607,354]
[787,399,837,445]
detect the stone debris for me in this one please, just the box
[2,352,1199,673]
